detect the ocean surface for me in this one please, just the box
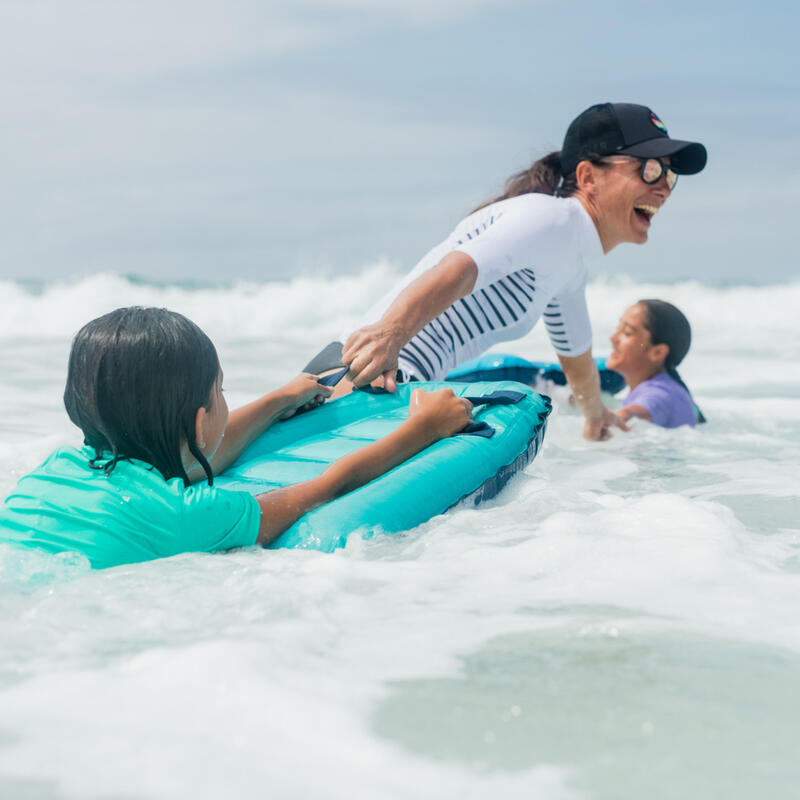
[1,270,799,800]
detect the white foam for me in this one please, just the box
[0,266,400,345]
[1,269,799,798]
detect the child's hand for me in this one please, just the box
[277,373,334,420]
[408,388,473,439]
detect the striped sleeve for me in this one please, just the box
[543,281,592,358]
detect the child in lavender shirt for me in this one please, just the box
[624,370,697,428]
[606,300,704,429]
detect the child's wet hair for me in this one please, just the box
[638,299,691,368]
[63,306,219,485]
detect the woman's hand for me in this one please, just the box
[558,350,630,442]
[276,373,333,420]
[408,388,474,440]
[341,252,478,391]
[582,404,630,441]
[342,321,406,392]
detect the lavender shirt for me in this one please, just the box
[625,371,697,429]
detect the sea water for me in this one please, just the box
[0,271,798,800]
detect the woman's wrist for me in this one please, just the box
[378,313,412,351]
[571,387,604,418]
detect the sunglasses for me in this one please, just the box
[600,156,679,190]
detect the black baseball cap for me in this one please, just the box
[560,103,707,176]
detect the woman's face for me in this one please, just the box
[606,303,662,374]
[587,157,673,250]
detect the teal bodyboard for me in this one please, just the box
[216,381,551,551]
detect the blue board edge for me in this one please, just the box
[450,393,551,511]
[446,354,625,395]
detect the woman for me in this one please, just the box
[307,102,707,440]
[607,299,705,428]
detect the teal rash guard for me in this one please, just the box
[0,446,260,569]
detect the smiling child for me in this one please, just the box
[606,299,705,428]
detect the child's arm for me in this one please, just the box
[199,375,332,480]
[254,388,472,545]
[616,404,652,423]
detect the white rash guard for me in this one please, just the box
[346,193,604,381]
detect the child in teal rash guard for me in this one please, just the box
[0,307,473,569]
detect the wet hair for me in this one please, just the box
[471,150,606,213]
[63,306,220,485]
[639,299,691,368]
[639,299,706,423]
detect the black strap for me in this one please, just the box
[291,368,349,417]
[463,390,526,407]
[356,384,390,395]
[354,386,526,437]
[357,387,526,403]
[454,391,525,437]
[457,421,495,438]
[316,366,349,387]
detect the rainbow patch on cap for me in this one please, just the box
[650,112,668,134]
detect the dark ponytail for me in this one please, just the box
[471,150,597,213]
[639,299,707,424]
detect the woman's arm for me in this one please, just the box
[558,350,629,441]
[254,388,472,545]
[342,251,478,391]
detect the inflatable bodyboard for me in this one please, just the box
[216,381,551,551]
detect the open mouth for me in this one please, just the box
[634,204,658,225]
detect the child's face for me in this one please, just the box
[201,369,229,460]
[606,303,663,375]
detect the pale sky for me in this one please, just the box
[0,0,797,284]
